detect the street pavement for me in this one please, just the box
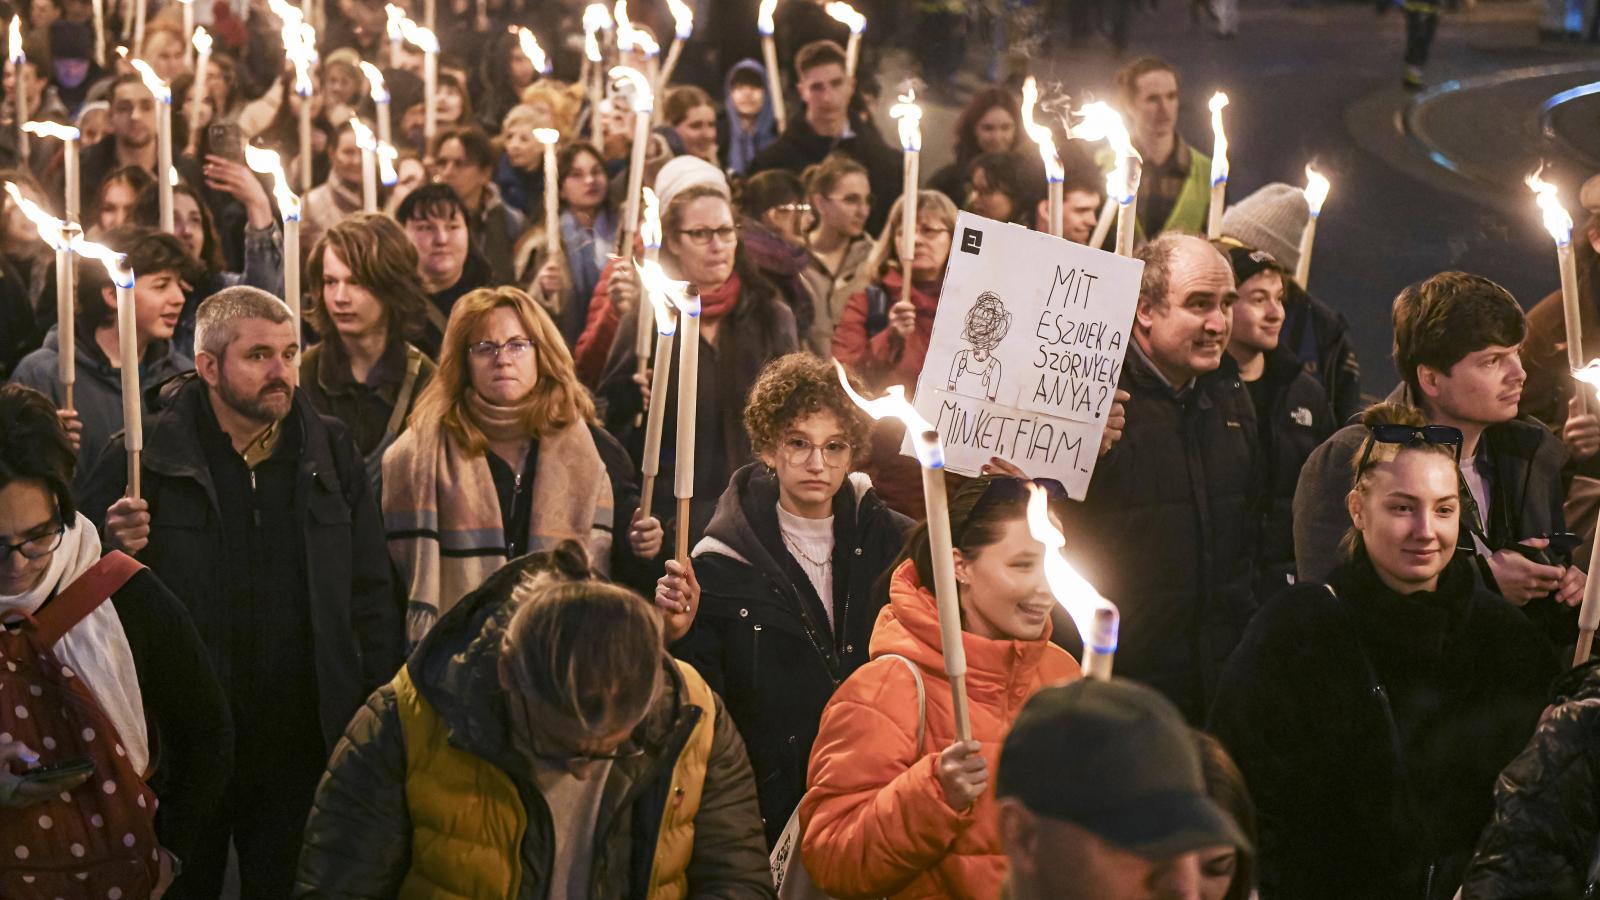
[879,0,1600,395]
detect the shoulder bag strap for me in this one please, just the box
[34,551,144,646]
[380,346,425,441]
[877,653,926,752]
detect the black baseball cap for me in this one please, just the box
[1219,242,1284,288]
[996,679,1249,860]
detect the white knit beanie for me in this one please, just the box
[654,155,730,209]
[1220,183,1310,274]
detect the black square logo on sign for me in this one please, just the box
[961,228,983,255]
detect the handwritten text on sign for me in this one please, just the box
[907,213,1143,498]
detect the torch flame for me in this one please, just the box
[1208,92,1229,187]
[192,25,212,56]
[824,1,866,33]
[515,27,551,74]
[389,14,437,53]
[1020,77,1062,183]
[757,0,777,35]
[637,258,684,335]
[3,182,69,251]
[1527,168,1572,246]
[376,140,398,185]
[358,61,389,103]
[1575,358,1600,387]
[385,3,406,42]
[532,126,560,145]
[1304,164,1331,217]
[888,88,922,153]
[118,48,172,103]
[665,0,694,39]
[610,0,658,57]
[21,121,80,141]
[641,186,661,250]
[244,144,302,222]
[168,166,178,187]
[349,115,376,150]
[1025,484,1119,655]
[1073,101,1141,204]
[8,15,22,64]
[584,4,613,62]
[609,65,654,115]
[69,234,135,289]
[832,359,943,467]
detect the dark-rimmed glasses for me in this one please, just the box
[1355,424,1464,477]
[0,525,66,561]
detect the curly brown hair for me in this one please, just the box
[743,354,871,460]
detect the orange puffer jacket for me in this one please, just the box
[798,560,1081,899]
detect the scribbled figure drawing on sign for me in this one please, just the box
[947,290,1011,401]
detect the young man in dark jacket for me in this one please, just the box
[80,286,403,899]
[746,40,902,234]
[1293,272,1583,649]
[294,545,774,898]
[1219,243,1334,601]
[1055,233,1261,725]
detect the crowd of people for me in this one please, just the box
[1,0,1599,898]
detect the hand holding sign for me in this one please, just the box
[904,212,1144,498]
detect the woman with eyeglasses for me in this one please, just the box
[734,170,819,348]
[0,383,230,896]
[1209,403,1557,900]
[383,286,643,647]
[294,544,773,897]
[660,353,911,849]
[802,154,876,356]
[600,181,799,565]
[831,189,958,518]
[797,474,1080,898]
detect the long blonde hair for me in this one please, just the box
[408,286,596,453]
[864,189,959,281]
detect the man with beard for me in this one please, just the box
[81,286,402,899]
[1051,233,1260,725]
[81,74,159,203]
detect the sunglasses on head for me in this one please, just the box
[954,476,1068,546]
[1355,424,1464,476]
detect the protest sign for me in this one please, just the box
[905,212,1144,499]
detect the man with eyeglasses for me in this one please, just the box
[80,286,402,898]
[295,548,772,898]
[1295,271,1583,649]
[1051,233,1261,725]
[80,74,159,207]
[748,39,903,234]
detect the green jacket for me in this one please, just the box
[293,556,775,899]
[1098,140,1214,243]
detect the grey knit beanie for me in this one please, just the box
[1220,183,1309,274]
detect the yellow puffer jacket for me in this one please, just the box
[392,659,716,899]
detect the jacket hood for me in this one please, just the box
[738,217,812,278]
[694,462,875,566]
[723,59,776,135]
[36,321,191,389]
[871,560,1059,703]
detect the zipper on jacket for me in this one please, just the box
[751,624,763,692]
[250,469,261,527]
[507,470,523,555]
[1423,861,1436,899]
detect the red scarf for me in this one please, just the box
[697,272,742,323]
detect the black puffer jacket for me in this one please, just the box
[1231,348,1335,602]
[1283,278,1363,423]
[677,463,911,847]
[1461,661,1600,900]
[1209,552,1556,900]
[1055,344,1261,723]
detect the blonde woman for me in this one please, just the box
[382,286,622,645]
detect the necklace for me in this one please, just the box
[782,531,833,569]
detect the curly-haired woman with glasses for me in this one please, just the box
[1210,402,1557,900]
[383,286,644,647]
[660,353,911,849]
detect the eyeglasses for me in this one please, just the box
[953,476,1068,546]
[677,226,738,247]
[773,202,812,216]
[915,225,952,241]
[1354,424,1464,476]
[0,525,65,561]
[468,338,533,361]
[780,437,852,468]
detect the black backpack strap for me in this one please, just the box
[863,284,889,339]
